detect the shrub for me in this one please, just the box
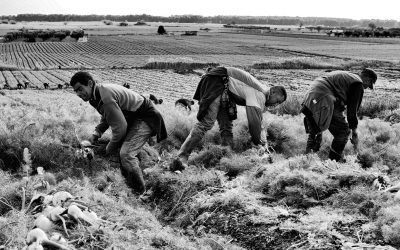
[54,31,67,40]
[376,205,400,246]
[381,147,400,174]
[142,61,219,71]
[0,171,22,215]
[157,25,167,35]
[328,185,385,214]
[269,95,302,116]
[145,167,222,220]
[154,105,196,152]
[359,99,398,119]
[267,169,338,208]
[70,30,84,40]
[265,116,307,157]
[357,149,377,169]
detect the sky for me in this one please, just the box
[1,0,399,21]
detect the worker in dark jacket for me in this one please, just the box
[70,71,167,193]
[173,66,287,169]
[301,68,377,162]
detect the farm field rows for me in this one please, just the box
[2,31,400,70]
[1,68,399,103]
[0,35,297,69]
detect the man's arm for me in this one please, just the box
[227,67,267,94]
[347,82,364,130]
[246,106,266,145]
[103,101,128,154]
[94,115,109,137]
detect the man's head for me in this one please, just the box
[266,86,287,106]
[360,68,377,90]
[70,71,95,102]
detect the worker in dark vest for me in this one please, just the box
[301,68,377,162]
[173,66,287,170]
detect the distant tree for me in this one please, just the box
[157,25,167,35]
[70,29,84,40]
[306,26,314,32]
[316,26,322,33]
[368,23,376,30]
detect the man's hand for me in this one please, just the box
[350,129,359,150]
[93,143,107,156]
[89,134,99,144]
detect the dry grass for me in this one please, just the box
[1,76,400,249]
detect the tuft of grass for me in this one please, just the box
[357,150,377,169]
[146,167,223,222]
[267,169,338,208]
[217,155,254,178]
[267,122,290,153]
[189,144,232,168]
[0,171,23,215]
[327,185,387,215]
[376,205,400,247]
[155,104,197,153]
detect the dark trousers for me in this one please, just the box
[302,105,350,161]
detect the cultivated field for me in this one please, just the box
[1,22,400,250]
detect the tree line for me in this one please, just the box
[0,14,399,28]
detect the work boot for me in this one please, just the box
[221,135,234,148]
[305,133,322,153]
[120,161,146,194]
[328,149,346,163]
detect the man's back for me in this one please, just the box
[96,83,144,112]
[313,71,363,104]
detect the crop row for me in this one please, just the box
[0,34,296,70]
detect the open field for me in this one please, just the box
[1,21,400,250]
[1,22,400,71]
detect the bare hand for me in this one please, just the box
[89,134,99,144]
[350,131,359,149]
[93,143,107,155]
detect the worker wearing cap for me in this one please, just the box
[301,68,377,162]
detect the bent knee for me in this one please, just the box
[119,147,139,161]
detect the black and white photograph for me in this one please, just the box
[0,0,400,249]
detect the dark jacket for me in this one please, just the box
[303,71,364,131]
[193,67,228,121]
